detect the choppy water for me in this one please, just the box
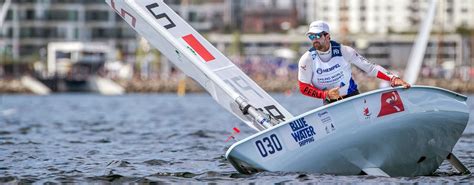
[0,93,473,184]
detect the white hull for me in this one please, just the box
[226,86,469,176]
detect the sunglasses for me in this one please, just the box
[308,32,327,41]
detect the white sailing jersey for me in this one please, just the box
[298,41,396,97]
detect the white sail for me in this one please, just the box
[403,0,438,84]
[105,0,293,131]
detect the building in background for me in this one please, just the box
[167,0,229,32]
[0,0,231,63]
[237,0,300,33]
[306,0,474,35]
[0,0,472,81]
[0,0,136,63]
[305,0,473,76]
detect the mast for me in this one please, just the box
[107,0,290,131]
[0,0,11,28]
[403,0,438,84]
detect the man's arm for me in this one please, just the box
[298,81,327,99]
[297,52,328,99]
[343,46,410,88]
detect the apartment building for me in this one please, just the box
[306,0,474,35]
[0,0,229,62]
[0,0,472,68]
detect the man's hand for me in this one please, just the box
[326,87,341,100]
[391,77,411,89]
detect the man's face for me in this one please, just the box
[308,32,329,51]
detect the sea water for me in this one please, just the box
[0,93,473,184]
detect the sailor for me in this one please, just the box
[298,21,410,104]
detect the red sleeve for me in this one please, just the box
[299,81,327,99]
[376,71,392,81]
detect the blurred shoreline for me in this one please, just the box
[1,77,473,95]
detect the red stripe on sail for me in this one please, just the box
[182,34,215,62]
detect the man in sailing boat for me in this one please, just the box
[298,21,411,104]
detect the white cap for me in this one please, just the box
[306,21,330,35]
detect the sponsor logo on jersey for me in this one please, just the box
[316,64,341,74]
[300,65,307,71]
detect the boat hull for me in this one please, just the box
[226,86,470,176]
